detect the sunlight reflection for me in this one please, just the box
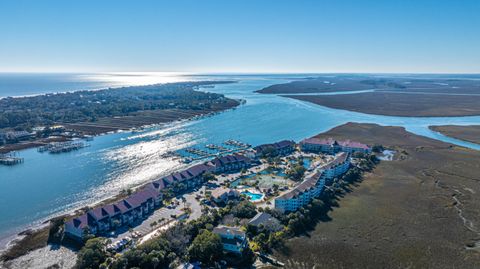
[79,72,195,88]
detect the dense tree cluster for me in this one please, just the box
[286,163,306,181]
[0,81,235,130]
[187,230,223,265]
[76,238,109,269]
[231,200,258,219]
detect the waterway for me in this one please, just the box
[1,73,480,248]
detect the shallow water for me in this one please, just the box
[1,73,480,248]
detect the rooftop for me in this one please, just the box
[248,212,279,227]
[213,225,245,237]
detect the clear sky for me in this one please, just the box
[1,0,479,73]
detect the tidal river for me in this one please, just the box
[1,73,480,248]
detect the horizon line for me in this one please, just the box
[1,71,480,75]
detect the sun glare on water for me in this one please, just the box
[80,72,194,88]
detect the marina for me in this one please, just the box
[178,140,252,163]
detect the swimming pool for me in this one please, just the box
[242,191,264,201]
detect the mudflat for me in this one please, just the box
[286,92,480,117]
[275,122,480,269]
[430,125,480,144]
[258,75,480,117]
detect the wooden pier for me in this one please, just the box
[38,141,89,154]
[0,152,24,166]
[179,140,252,163]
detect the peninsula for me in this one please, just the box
[258,75,480,117]
[0,81,240,154]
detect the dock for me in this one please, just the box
[38,141,89,154]
[0,152,24,166]
[223,139,251,148]
[178,140,252,163]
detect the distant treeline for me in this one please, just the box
[0,81,236,131]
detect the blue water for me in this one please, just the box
[1,73,480,246]
[242,191,263,201]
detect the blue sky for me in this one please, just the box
[1,0,479,73]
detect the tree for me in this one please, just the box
[188,230,223,265]
[202,172,216,183]
[286,164,306,181]
[272,184,279,193]
[231,200,257,219]
[76,238,109,269]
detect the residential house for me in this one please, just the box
[213,226,248,254]
[88,207,112,233]
[64,213,97,241]
[211,187,239,204]
[248,212,282,232]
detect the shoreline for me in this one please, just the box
[0,136,71,154]
[0,97,243,261]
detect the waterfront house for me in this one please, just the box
[274,171,324,213]
[102,204,123,229]
[185,163,214,185]
[213,226,248,254]
[88,207,112,233]
[248,212,282,232]
[125,189,157,219]
[153,163,213,190]
[208,153,251,173]
[116,200,135,225]
[299,137,371,154]
[64,213,97,241]
[254,140,296,157]
[210,187,239,204]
